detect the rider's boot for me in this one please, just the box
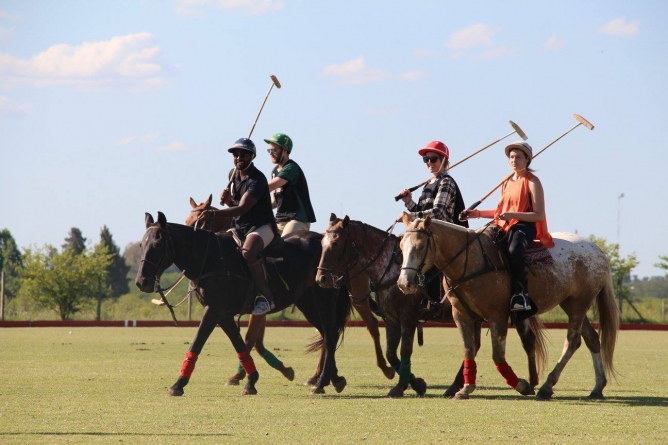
[249,258,276,315]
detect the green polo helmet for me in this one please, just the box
[264,133,293,154]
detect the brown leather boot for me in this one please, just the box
[248,258,275,315]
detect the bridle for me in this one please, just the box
[400,228,435,287]
[317,221,397,300]
[139,224,180,324]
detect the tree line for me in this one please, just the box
[1,227,667,320]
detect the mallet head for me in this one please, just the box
[573,113,594,130]
[509,120,528,141]
[270,74,281,89]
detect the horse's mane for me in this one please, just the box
[411,217,473,235]
[349,219,399,240]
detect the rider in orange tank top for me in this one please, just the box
[461,141,553,314]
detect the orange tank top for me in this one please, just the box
[495,172,554,248]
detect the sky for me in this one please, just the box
[1,1,667,279]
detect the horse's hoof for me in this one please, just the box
[333,377,347,394]
[536,388,553,401]
[387,384,406,398]
[226,372,245,386]
[282,367,295,382]
[515,379,535,396]
[443,384,460,398]
[167,387,184,397]
[304,376,318,386]
[383,367,396,380]
[452,390,470,400]
[410,377,427,397]
[241,385,257,396]
[226,378,241,386]
[588,391,604,400]
[310,386,325,395]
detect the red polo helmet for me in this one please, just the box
[418,140,449,159]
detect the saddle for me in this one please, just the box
[523,241,554,267]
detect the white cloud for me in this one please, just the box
[475,45,516,60]
[117,132,161,147]
[320,56,391,86]
[445,23,500,50]
[598,17,639,37]
[154,141,194,152]
[176,0,284,16]
[365,107,401,116]
[398,70,426,81]
[117,135,137,146]
[0,95,32,119]
[413,48,438,57]
[542,36,565,52]
[0,33,166,90]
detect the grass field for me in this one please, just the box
[1,326,667,444]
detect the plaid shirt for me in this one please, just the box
[405,171,458,223]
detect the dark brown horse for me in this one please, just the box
[398,216,619,400]
[316,214,547,398]
[136,212,352,395]
[186,195,395,384]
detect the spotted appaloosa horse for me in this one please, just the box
[316,214,547,398]
[136,212,352,396]
[186,195,395,385]
[398,215,619,400]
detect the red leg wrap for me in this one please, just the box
[237,351,257,375]
[180,351,198,379]
[463,359,477,385]
[496,361,519,388]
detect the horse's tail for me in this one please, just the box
[528,315,548,377]
[597,269,620,380]
[304,285,353,354]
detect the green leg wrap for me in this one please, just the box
[260,349,284,369]
[237,362,245,374]
[398,357,412,386]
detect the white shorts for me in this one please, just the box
[277,220,311,237]
[246,224,275,248]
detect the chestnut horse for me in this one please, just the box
[136,212,352,395]
[186,195,395,384]
[316,214,547,398]
[398,216,619,400]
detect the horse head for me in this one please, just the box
[135,212,176,293]
[185,194,232,232]
[397,216,436,295]
[316,213,352,288]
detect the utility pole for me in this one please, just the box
[617,193,625,315]
[1,271,5,321]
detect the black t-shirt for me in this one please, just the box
[229,163,277,237]
[271,159,316,223]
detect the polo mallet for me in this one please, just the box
[394,120,528,201]
[459,113,594,220]
[221,74,282,204]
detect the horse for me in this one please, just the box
[185,195,295,386]
[186,195,395,384]
[136,212,352,396]
[316,214,547,398]
[397,215,619,400]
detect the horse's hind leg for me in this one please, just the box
[537,314,584,401]
[168,305,219,396]
[581,317,607,399]
[253,316,295,382]
[514,318,539,389]
[218,315,260,395]
[353,300,395,380]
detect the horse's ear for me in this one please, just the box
[424,215,432,228]
[157,212,167,228]
[205,194,212,207]
[401,212,411,226]
[342,215,350,227]
[145,213,154,228]
[189,197,197,209]
[329,213,337,222]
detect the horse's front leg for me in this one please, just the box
[311,291,343,395]
[444,319,482,398]
[388,308,425,398]
[218,314,260,395]
[451,307,479,400]
[168,305,219,396]
[489,317,534,397]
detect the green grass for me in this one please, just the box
[1,327,667,444]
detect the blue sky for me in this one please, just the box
[1,1,667,278]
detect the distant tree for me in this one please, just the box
[20,243,112,320]
[589,235,639,313]
[0,229,24,300]
[123,242,142,276]
[95,226,131,320]
[656,254,668,279]
[62,227,86,255]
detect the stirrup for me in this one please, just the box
[510,293,531,312]
[252,296,275,315]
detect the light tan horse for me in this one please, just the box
[397,215,619,400]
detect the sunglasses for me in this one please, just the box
[233,151,251,158]
[267,148,280,154]
[422,155,441,164]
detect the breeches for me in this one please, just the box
[277,220,310,237]
[506,222,536,284]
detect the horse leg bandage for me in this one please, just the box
[496,361,520,388]
[180,351,198,379]
[398,357,412,386]
[260,349,284,369]
[237,351,257,375]
[463,359,477,385]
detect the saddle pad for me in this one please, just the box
[524,242,554,266]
